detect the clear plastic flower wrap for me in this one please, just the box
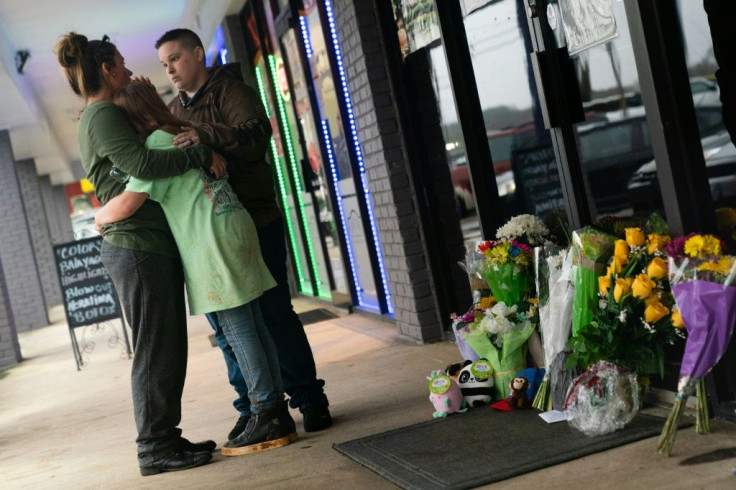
[532,244,574,410]
[458,240,490,299]
[451,316,481,362]
[564,361,640,437]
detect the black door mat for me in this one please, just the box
[298,308,340,325]
[334,408,682,490]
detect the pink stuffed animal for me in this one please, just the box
[428,369,466,418]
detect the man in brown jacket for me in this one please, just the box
[155,28,331,440]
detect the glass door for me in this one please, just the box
[513,0,730,398]
[461,0,561,227]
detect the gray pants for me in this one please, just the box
[100,242,188,465]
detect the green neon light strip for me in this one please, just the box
[255,66,312,295]
[267,54,327,298]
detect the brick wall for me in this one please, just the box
[38,175,74,245]
[333,0,449,342]
[0,131,50,331]
[15,160,63,309]
[0,259,22,369]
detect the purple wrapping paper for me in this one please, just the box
[672,280,736,379]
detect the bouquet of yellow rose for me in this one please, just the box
[566,226,685,378]
[657,233,736,456]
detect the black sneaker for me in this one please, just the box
[303,405,332,432]
[139,449,212,476]
[228,415,250,441]
[221,406,296,456]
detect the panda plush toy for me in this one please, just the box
[455,359,494,407]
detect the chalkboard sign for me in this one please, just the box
[511,144,565,218]
[53,236,121,329]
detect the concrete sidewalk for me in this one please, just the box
[1,298,735,489]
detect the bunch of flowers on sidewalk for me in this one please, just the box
[566,224,684,379]
[460,298,539,399]
[477,215,548,306]
[657,233,736,455]
[450,296,496,362]
[532,243,574,410]
[564,361,641,436]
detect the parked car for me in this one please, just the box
[575,111,653,213]
[576,104,725,214]
[449,123,541,216]
[628,129,736,213]
[449,86,725,218]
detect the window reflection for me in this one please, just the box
[463,1,560,230]
[628,2,735,215]
[428,45,483,242]
[683,1,735,209]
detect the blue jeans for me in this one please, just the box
[215,300,283,414]
[206,216,328,417]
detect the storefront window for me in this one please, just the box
[679,1,734,211]
[562,2,664,221]
[463,1,560,227]
[428,45,483,244]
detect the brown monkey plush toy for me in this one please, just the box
[507,376,530,409]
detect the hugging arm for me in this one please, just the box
[94,191,149,233]
[89,103,216,178]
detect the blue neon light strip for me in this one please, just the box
[298,16,313,59]
[321,0,394,315]
[320,118,363,305]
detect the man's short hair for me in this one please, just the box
[155,28,204,51]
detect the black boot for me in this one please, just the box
[303,405,332,432]
[221,405,297,456]
[180,437,217,453]
[279,402,298,441]
[139,450,212,476]
[227,415,250,441]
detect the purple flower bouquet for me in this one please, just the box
[657,234,736,455]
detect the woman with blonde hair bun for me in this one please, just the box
[55,32,225,476]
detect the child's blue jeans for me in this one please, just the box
[215,300,283,414]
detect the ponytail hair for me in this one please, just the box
[55,32,117,98]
